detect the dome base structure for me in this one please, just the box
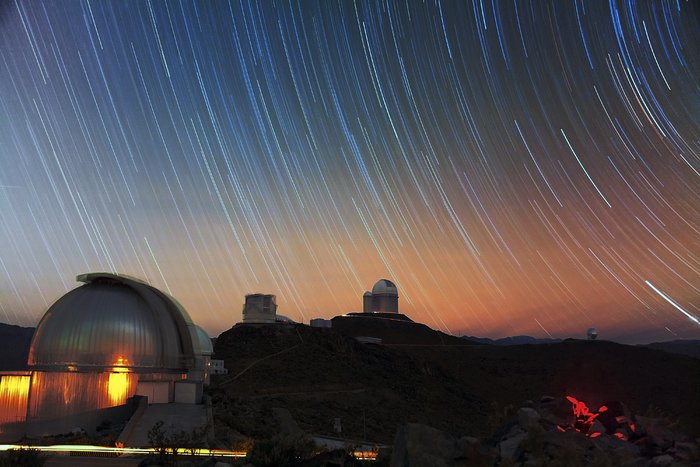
[363,279,399,313]
[0,273,216,440]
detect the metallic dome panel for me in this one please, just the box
[28,274,195,371]
[371,279,398,296]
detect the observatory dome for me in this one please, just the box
[371,279,398,296]
[191,324,213,356]
[28,272,197,372]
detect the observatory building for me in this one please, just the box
[362,279,399,313]
[242,293,278,323]
[326,278,421,344]
[0,273,213,438]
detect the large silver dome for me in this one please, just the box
[28,273,197,372]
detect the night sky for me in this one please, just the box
[0,0,698,343]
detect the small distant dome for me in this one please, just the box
[587,328,598,340]
[372,279,398,296]
[363,291,372,297]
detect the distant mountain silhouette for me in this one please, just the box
[462,335,564,345]
[642,340,700,359]
[461,334,700,358]
[0,323,34,370]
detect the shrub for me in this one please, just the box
[147,420,208,466]
[0,448,46,467]
[246,434,316,467]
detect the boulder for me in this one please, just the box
[597,401,631,434]
[621,458,651,467]
[589,419,606,436]
[541,430,592,458]
[498,432,527,461]
[459,436,497,466]
[592,433,641,458]
[538,408,567,428]
[391,423,494,467]
[537,396,574,426]
[667,441,699,462]
[518,408,541,430]
[650,454,675,466]
[634,416,678,452]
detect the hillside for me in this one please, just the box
[462,335,563,345]
[642,339,700,359]
[405,339,700,434]
[0,323,34,370]
[210,323,486,444]
[331,313,472,345]
[211,324,700,445]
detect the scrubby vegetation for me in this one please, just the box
[0,448,46,467]
[211,323,700,444]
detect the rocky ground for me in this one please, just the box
[391,395,700,466]
[211,324,700,444]
[206,324,700,465]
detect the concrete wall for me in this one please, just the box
[135,381,171,404]
[174,381,202,404]
[22,396,141,438]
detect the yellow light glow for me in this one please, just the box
[0,376,30,425]
[107,357,132,406]
[353,450,379,461]
[0,444,246,458]
[112,356,130,370]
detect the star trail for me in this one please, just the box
[0,0,698,343]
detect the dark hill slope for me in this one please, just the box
[642,340,700,359]
[405,340,700,436]
[0,323,34,370]
[330,314,471,345]
[212,325,700,443]
[212,324,486,443]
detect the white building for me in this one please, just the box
[362,279,399,313]
[242,294,277,323]
[210,359,228,375]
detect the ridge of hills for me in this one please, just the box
[462,335,563,345]
[211,323,700,444]
[644,339,700,359]
[0,323,34,370]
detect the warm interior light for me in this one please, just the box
[353,449,379,461]
[107,357,132,406]
[0,376,31,426]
